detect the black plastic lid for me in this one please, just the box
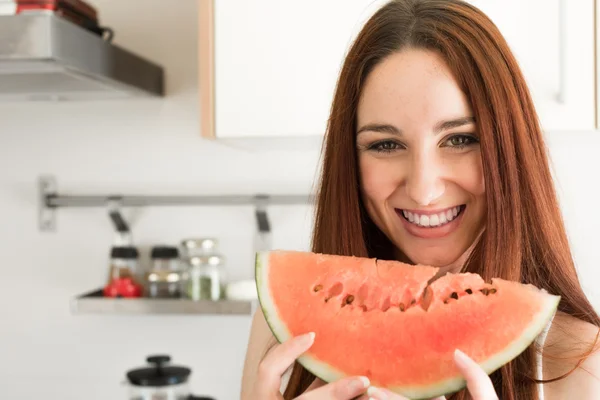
[151,246,179,259]
[126,355,191,387]
[110,246,139,259]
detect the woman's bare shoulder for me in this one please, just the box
[542,311,600,399]
[240,306,277,400]
[545,311,600,356]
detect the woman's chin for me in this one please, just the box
[400,249,466,272]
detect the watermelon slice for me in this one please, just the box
[255,250,560,399]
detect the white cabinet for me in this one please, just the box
[199,0,597,142]
[466,0,596,132]
[199,0,387,142]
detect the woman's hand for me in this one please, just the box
[365,349,499,400]
[252,331,498,400]
[250,332,371,399]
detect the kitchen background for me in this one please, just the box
[0,0,599,399]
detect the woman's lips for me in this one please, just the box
[395,205,466,239]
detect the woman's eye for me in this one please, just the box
[368,140,403,153]
[443,134,479,149]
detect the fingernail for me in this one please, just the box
[454,348,470,366]
[351,376,370,390]
[302,332,315,343]
[367,386,388,399]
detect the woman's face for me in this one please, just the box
[356,49,486,271]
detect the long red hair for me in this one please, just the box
[283,0,600,398]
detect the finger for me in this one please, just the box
[259,332,315,380]
[366,386,410,400]
[305,377,326,392]
[454,349,499,400]
[298,376,370,400]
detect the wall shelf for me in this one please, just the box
[71,289,256,316]
[42,174,289,316]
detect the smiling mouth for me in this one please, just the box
[397,205,466,228]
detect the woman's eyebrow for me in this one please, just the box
[356,123,401,136]
[356,116,475,136]
[434,116,476,133]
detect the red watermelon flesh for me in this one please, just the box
[255,250,560,399]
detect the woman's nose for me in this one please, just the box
[405,154,446,206]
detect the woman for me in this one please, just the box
[241,0,600,399]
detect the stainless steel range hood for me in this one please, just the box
[0,13,164,101]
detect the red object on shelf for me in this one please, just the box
[0,0,113,40]
[103,277,143,298]
[2,0,97,19]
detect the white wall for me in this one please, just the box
[0,1,319,399]
[545,131,600,307]
[0,1,599,399]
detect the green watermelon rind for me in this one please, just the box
[255,250,561,399]
[255,251,350,384]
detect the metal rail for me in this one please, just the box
[45,193,311,208]
[38,175,314,233]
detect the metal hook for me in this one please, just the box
[254,194,271,234]
[106,197,133,246]
[254,195,272,252]
[107,197,130,233]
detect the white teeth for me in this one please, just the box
[439,212,448,224]
[401,206,463,228]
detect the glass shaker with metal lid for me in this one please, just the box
[183,238,225,301]
[180,238,203,259]
[145,246,182,298]
[103,246,143,298]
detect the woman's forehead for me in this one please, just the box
[357,49,473,130]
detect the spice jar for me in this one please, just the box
[185,255,224,301]
[104,246,143,298]
[183,239,225,301]
[145,246,183,298]
[180,238,205,258]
